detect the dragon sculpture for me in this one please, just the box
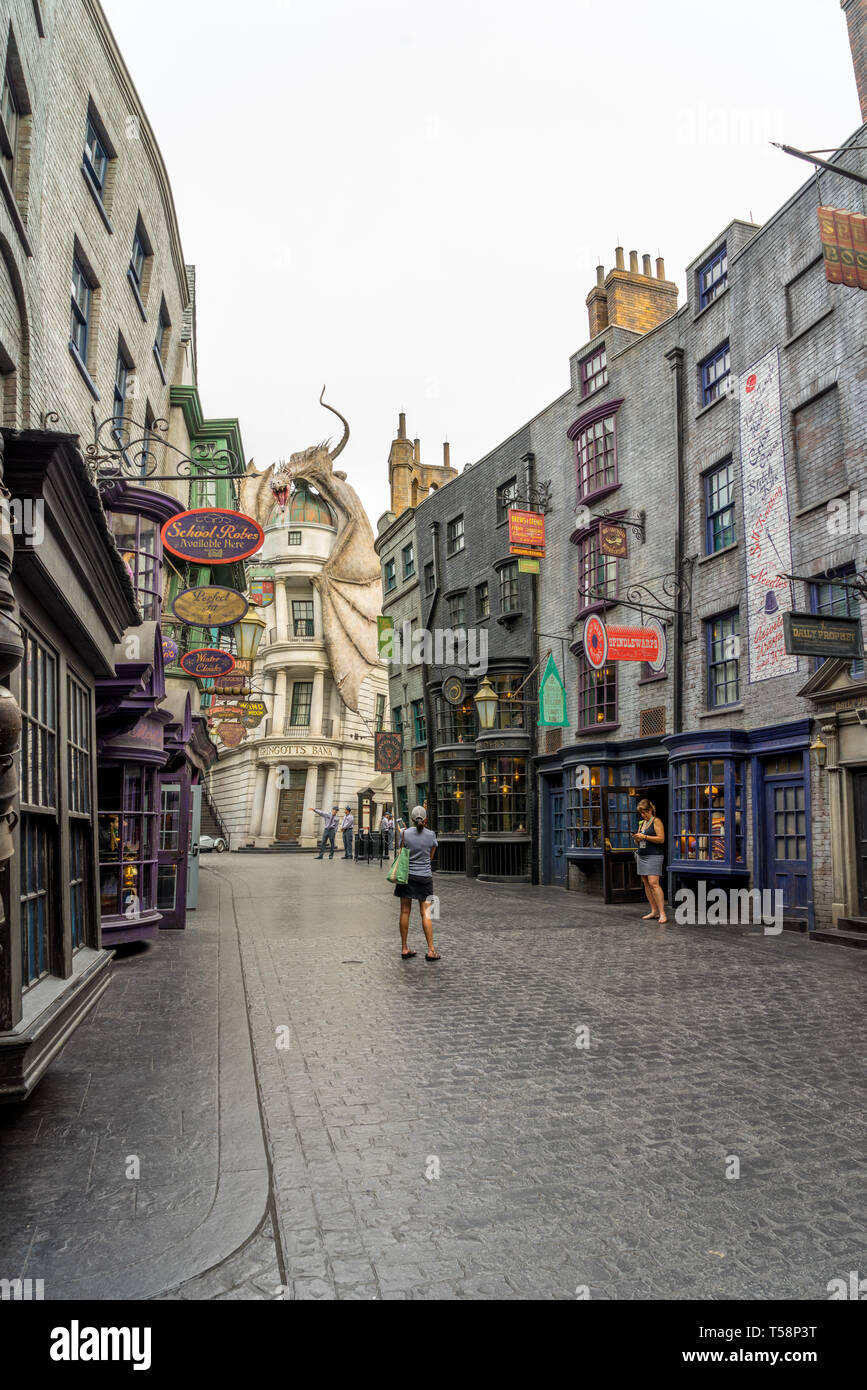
[240,388,382,714]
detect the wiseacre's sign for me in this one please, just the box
[172,585,248,627]
[783,612,865,660]
[161,509,264,564]
[180,648,236,678]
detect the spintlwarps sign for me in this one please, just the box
[738,349,798,682]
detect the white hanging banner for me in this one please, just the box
[737,348,798,682]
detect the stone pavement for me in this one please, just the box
[1,851,866,1300]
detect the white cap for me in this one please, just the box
[410,806,427,823]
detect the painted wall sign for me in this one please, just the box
[509,509,546,556]
[818,205,867,290]
[738,348,798,682]
[172,585,249,627]
[375,731,403,773]
[538,654,569,727]
[161,509,264,564]
[161,637,179,666]
[600,522,628,559]
[255,743,334,758]
[180,648,236,678]
[783,612,864,660]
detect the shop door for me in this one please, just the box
[546,782,567,886]
[603,789,644,903]
[763,776,809,921]
[157,776,189,929]
[187,784,202,911]
[851,772,867,917]
[276,787,304,842]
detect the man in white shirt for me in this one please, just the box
[311,805,339,859]
[341,807,354,859]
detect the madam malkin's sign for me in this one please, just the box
[172,585,248,627]
[783,612,864,660]
[161,509,264,564]
[180,648,236,678]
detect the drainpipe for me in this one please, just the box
[523,449,541,886]
[424,520,439,838]
[665,347,685,737]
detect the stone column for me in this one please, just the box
[822,718,847,924]
[260,765,281,843]
[274,577,289,643]
[300,764,320,845]
[310,667,325,737]
[249,762,269,838]
[312,583,324,637]
[273,668,288,734]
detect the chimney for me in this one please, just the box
[398,411,406,440]
[629,249,639,273]
[642,254,652,277]
[842,0,867,123]
[656,256,666,280]
[443,441,450,469]
[590,243,679,336]
[413,437,421,463]
[615,246,625,270]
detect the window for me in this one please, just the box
[402,542,415,579]
[416,783,428,810]
[424,561,435,595]
[19,630,58,987]
[153,303,170,373]
[496,477,518,524]
[477,582,489,618]
[130,228,147,292]
[499,562,519,614]
[576,415,616,498]
[699,245,727,308]
[292,599,314,637]
[384,558,396,592]
[287,530,302,546]
[700,342,730,406]
[673,759,744,864]
[479,756,527,833]
[113,348,130,428]
[436,765,478,834]
[447,592,466,629]
[487,674,524,730]
[810,566,864,679]
[447,515,465,555]
[435,694,475,744]
[108,512,161,620]
[398,785,409,824]
[290,681,313,726]
[392,705,403,738]
[97,766,158,919]
[411,699,426,745]
[577,655,617,729]
[704,459,736,554]
[707,611,740,707]
[83,113,109,197]
[566,766,611,850]
[70,256,92,364]
[581,345,608,396]
[68,674,93,952]
[375,692,386,731]
[577,528,617,610]
[0,61,20,189]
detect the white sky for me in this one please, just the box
[101,0,862,525]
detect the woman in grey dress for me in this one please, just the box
[633,798,667,924]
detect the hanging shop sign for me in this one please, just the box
[180,648,236,678]
[161,509,265,564]
[217,722,247,747]
[214,674,248,695]
[583,616,666,667]
[600,522,628,559]
[171,585,249,627]
[161,637,179,666]
[443,674,465,706]
[509,509,546,557]
[538,653,569,728]
[237,699,267,726]
[783,612,864,660]
[375,730,403,773]
[738,349,798,683]
[248,577,275,607]
[818,206,867,290]
[517,557,540,574]
[210,704,244,721]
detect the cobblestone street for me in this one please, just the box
[2,852,866,1301]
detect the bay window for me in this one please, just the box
[672,759,745,865]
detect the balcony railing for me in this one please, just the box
[282,718,335,738]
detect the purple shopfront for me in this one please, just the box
[157,689,215,929]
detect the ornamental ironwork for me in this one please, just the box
[511,480,553,515]
[579,562,693,621]
[83,413,244,491]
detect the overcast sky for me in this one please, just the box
[101,0,862,526]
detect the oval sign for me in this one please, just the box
[172,585,249,628]
[180,648,236,678]
[646,618,667,674]
[583,614,608,670]
[162,637,179,666]
[161,509,264,565]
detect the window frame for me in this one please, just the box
[498,561,520,614]
[383,557,396,593]
[577,654,618,731]
[698,244,728,309]
[402,541,415,580]
[704,458,736,555]
[446,515,465,556]
[575,414,617,501]
[700,342,731,407]
[411,699,427,746]
[496,477,518,526]
[580,344,608,397]
[83,112,110,197]
[706,609,740,709]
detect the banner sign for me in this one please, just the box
[180,648,236,678]
[509,509,546,557]
[818,206,867,290]
[600,522,628,559]
[161,637,179,666]
[538,654,569,727]
[248,578,275,607]
[583,617,666,668]
[161,509,264,564]
[783,612,864,660]
[172,585,248,627]
[738,349,798,682]
[377,615,394,657]
[375,730,403,773]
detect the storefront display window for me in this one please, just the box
[108,511,162,619]
[436,765,478,833]
[566,765,615,850]
[434,696,476,744]
[479,756,527,833]
[98,766,158,917]
[488,674,524,730]
[19,631,57,988]
[673,759,744,864]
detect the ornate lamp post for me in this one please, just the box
[473,677,499,731]
[231,611,267,662]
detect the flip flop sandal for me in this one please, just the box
[401,950,417,959]
[425,953,441,962]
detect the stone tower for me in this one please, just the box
[388,413,457,518]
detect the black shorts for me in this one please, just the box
[394,875,434,902]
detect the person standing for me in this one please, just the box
[394,806,440,961]
[633,798,667,924]
[380,810,394,861]
[341,806,354,859]
[310,805,339,859]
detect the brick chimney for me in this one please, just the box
[842,0,867,123]
[585,248,679,337]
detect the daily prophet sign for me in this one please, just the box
[738,349,798,683]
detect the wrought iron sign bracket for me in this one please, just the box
[578,559,693,622]
[588,508,646,544]
[511,479,553,515]
[83,412,244,492]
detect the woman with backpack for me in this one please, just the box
[394,806,440,961]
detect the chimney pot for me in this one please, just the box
[656,256,666,280]
[629,250,639,274]
[443,441,451,470]
[596,264,605,287]
[615,246,625,270]
[398,412,406,440]
[642,254,652,277]
[413,437,421,463]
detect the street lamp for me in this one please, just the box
[473,677,498,730]
[810,734,827,769]
[232,611,267,662]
